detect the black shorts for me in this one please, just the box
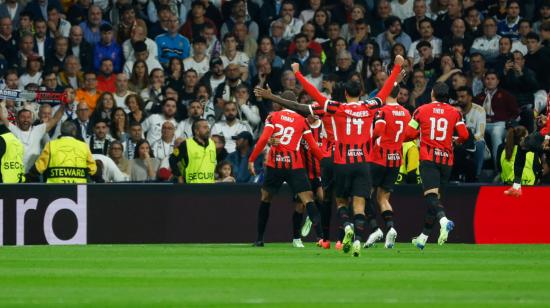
[263,167,311,195]
[334,162,371,199]
[369,163,399,192]
[419,161,452,192]
[320,156,334,191]
[292,177,322,202]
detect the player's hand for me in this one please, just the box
[291,62,300,73]
[248,162,256,176]
[254,86,272,99]
[396,69,407,83]
[394,55,405,66]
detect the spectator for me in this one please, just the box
[391,0,415,21]
[201,57,226,99]
[211,134,228,163]
[334,50,355,82]
[216,161,236,182]
[370,0,393,36]
[211,101,252,153]
[501,51,538,132]
[0,0,22,29]
[33,18,53,61]
[17,11,34,37]
[214,63,246,106]
[234,84,260,135]
[270,20,291,59]
[68,25,93,72]
[465,6,482,37]
[234,22,258,60]
[403,0,431,41]
[89,118,114,155]
[474,70,520,168]
[147,0,187,26]
[122,25,158,62]
[110,107,128,141]
[340,4,367,41]
[513,19,532,55]
[471,17,502,64]
[525,32,550,88]
[227,131,262,183]
[348,18,370,62]
[147,4,172,39]
[50,88,78,138]
[90,92,115,126]
[299,0,323,24]
[408,18,442,64]
[220,33,250,80]
[200,23,222,59]
[45,36,69,74]
[96,58,116,93]
[108,140,130,176]
[142,98,178,145]
[141,68,165,113]
[177,100,205,139]
[201,0,223,27]
[195,84,217,126]
[169,118,216,183]
[123,41,162,76]
[66,0,89,26]
[305,55,324,91]
[180,69,199,108]
[413,41,438,81]
[251,36,284,78]
[114,4,147,45]
[93,153,129,182]
[183,37,210,78]
[24,0,62,21]
[0,17,18,66]
[442,18,474,54]
[497,0,521,40]
[79,5,108,45]
[1,104,64,172]
[434,0,462,38]
[220,0,259,41]
[151,121,176,160]
[75,71,101,112]
[93,24,123,74]
[534,2,550,34]
[455,86,487,180]
[251,55,283,112]
[271,0,303,41]
[494,36,513,72]
[409,68,431,108]
[71,102,92,142]
[113,73,134,113]
[259,0,283,35]
[46,5,70,39]
[285,33,313,74]
[180,1,217,42]
[129,139,160,182]
[375,16,412,62]
[155,15,190,65]
[123,122,142,160]
[19,56,43,88]
[128,60,149,93]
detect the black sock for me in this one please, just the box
[353,214,366,242]
[292,210,303,239]
[513,146,528,184]
[305,202,324,239]
[422,193,439,236]
[365,198,379,232]
[337,206,351,241]
[381,210,394,231]
[321,200,332,241]
[257,201,271,242]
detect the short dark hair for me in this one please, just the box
[94,118,110,127]
[191,1,206,9]
[506,0,520,8]
[526,31,540,41]
[389,84,400,98]
[294,33,308,42]
[344,80,362,98]
[419,18,434,28]
[484,69,500,80]
[432,82,449,102]
[223,33,237,42]
[192,119,208,137]
[455,85,473,97]
[17,109,32,118]
[47,5,59,13]
[384,16,401,29]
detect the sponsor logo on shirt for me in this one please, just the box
[347,148,364,157]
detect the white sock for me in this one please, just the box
[513,183,521,189]
[418,233,429,241]
[440,217,449,226]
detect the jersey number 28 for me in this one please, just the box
[274,124,295,145]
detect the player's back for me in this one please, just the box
[414,102,463,165]
[266,110,309,169]
[375,103,412,150]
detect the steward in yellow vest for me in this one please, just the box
[500,145,537,185]
[0,126,25,183]
[29,121,97,183]
[396,141,421,184]
[169,119,216,184]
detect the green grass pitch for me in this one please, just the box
[0,243,549,306]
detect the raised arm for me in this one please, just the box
[292,63,328,105]
[303,131,326,161]
[254,87,310,116]
[46,102,66,132]
[248,124,274,176]
[377,55,404,102]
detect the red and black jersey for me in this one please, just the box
[308,102,336,156]
[300,119,324,179]
[368,103,412,168]
[404,101,469,166]
[249,110,325,169]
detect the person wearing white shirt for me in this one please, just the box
[141,98,179,145]
[220,33,250,80]
[299,0,322,23]
[122,25,158,61]
[47,6,71,38]
[272,1,303,41]
[471,17,502,63]
[113,73,135,113]
[305,56,324,91]
[123,41,162,76]
[176,101,204,139]
[93,154,129,182]
[151,121,176,160]
[183,37,210,78]
[391,0,414,20]
[407,19,442,64]
[1,102,65,172]
[210,101,252,153]
[234,84,261,137]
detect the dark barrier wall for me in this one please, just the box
[0,184,548,246]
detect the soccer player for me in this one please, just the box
[404,82,469,250]
[248,91,326,247]
[364,84,412,249]
[292,56,404,256]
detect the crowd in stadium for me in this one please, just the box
[0,0,549,184]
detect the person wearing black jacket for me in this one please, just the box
[67,25,93,72]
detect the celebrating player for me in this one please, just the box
[248,91,326,247]
[364,84,412,249]
[404,82,469,250]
